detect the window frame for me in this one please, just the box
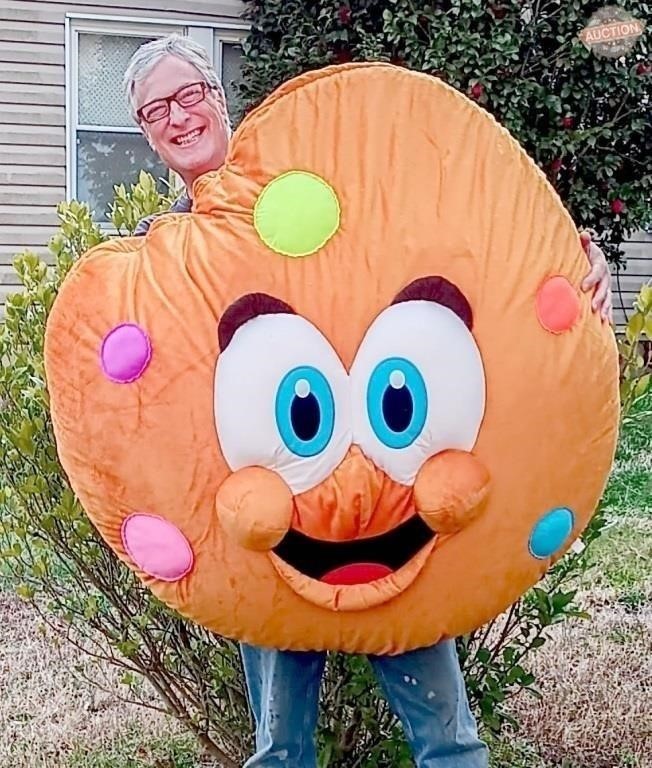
[64,13,248,213]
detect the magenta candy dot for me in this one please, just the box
[101,323,151,383]
[121,513,194,582]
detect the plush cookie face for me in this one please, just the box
[45,63,619,653]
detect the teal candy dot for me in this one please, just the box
[253,171,340,258]
[529,507,575,559]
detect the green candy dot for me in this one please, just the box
[253,171,340,258]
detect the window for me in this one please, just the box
[217,38,245,118]
[66,16,246,222]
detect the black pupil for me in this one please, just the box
[291,392,320,441]
[382,385,413,433]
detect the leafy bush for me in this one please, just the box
[0,179,251,768]
[618,282,652,421]
[237,0,651,263]
[0,173,648,766]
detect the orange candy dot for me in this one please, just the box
[536,276,580,333]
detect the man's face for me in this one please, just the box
[133,54,229,188]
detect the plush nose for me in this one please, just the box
[292,445,414,541]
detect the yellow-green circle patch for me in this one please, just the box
[253,171,340,258]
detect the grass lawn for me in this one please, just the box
[1,395,649,768]
[494,393,651,768]
[66,731,203,768]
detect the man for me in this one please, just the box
[124,34,614,768]
[125,35,230,235]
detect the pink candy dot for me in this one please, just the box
[536,276,581,334]
[100,323,151,383]
[121,513,194,582]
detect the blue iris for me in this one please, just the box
[275,366,335,457]
[367,357,428,449]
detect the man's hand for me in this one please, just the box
[580,230,613,325]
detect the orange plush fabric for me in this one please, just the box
[44,63,619,654]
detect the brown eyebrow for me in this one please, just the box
[218,293,295,351]
[392,276,473,329]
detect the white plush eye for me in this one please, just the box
[350,300,485,485]
[214,310,351,494]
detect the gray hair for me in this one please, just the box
[123,33,230,127]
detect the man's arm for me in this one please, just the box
[133,193,192,236]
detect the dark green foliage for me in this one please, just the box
[236,0,651,263]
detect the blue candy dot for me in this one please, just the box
[529,507,575,559]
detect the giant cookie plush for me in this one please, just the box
[44,63,619,653]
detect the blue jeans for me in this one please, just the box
[240,640,488,767]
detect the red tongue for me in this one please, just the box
[321,563,393,585]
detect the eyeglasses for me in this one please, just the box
[136,81,212,124]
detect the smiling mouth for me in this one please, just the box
[172,127,205,146]
[272,515,435,585]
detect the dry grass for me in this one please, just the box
[0,590,193,768]
[4,585,650,768]
[506,473,651,768]
[508,589,652,768]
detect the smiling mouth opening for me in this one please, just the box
[173,127,205,146]
[272,515,435,585]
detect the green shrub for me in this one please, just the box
[0,178,250,768]
[0,173,647,766]
[618,282,652,422]
[237,0,651,264]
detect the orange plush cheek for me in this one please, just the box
[215,467,294,551]
[414,450,490,534]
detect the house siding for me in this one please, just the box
[0,2,67,283]
[614,231,652,327]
